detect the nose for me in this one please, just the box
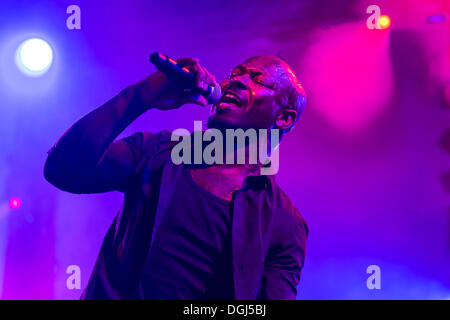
[228,76,248,90]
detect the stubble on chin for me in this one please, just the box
[206,115,239,132]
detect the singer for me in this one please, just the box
[43,55,308,300]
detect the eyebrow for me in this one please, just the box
[234,64,263,76]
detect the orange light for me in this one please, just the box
[378,15,391,29]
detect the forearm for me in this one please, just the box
[44,83,147,185]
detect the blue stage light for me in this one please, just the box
[15,38,53,76]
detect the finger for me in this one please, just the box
[177,58,206,91]
[177,57,199,66]
[201,65,217,87]
[190,64,206,91]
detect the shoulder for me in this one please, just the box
[271,183,309,240]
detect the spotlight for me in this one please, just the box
[9,197,22,210]
[15,38,53,76]
[378,15,391,29]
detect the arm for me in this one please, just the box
[259,216,309,300]
[44,84,149,194]
[44,58,216,194]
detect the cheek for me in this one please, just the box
[245,91,278,127]
[249,88,277,113]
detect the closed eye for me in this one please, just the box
[230,65,275,89]
[253,75,274,89]
[230,70,242,77]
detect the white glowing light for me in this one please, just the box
[16,38,53,76]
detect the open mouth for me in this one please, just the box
[218,91,242,108]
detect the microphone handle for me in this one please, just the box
[149,52,213,97]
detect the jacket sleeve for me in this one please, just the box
[259,213,308,300]
[45,131,156,194]
[43,84,156,194]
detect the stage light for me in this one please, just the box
[426,14,446,24]
[15,38,53,76]
[9,197,22,210]
[378,15,391,29]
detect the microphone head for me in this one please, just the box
[206,83,222,104]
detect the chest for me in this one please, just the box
[188,167,245,201]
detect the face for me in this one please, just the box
[207,56,294,131]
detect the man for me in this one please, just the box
[44,55,309,300]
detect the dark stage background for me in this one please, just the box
[0,0,449,299]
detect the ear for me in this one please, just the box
[275,108,297,132]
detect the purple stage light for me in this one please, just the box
[426,14,446,24]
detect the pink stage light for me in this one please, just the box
[302,22,393,133]
[9,197,22,210]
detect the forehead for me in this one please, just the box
[239,56,292,83]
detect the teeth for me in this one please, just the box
[222,92,240,105]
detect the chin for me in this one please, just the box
[207,115,241,131]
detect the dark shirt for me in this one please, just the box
[43,85,309,300]
[145,164,234,299]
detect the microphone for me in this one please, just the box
[149,52,222,104]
